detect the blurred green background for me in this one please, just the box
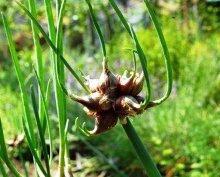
[0,0,220,176]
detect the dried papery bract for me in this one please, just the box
[87,111,118,135]
[117,71,136,94]
[118,71,144,96]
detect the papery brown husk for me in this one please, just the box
[114,96,144,117]
[88,111,118,135]
[73,92,104,112]
[98,59,118,94]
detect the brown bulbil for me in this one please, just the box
[118,71,144,96]
[87,111,118,135]
[71,58,146,135]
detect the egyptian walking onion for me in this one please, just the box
[68,57,147,135]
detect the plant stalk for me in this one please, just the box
[122,120,162,177]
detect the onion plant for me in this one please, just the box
[1,0,172,177]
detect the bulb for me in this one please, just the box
[73,92,103,112]
[118,71,135,94]
[87,111,118,135]
[130,72,144,95]
[114,96,143,117]
[98,57,118,94]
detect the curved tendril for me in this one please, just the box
[75,118,92,137]
[82,122,93,136]
[78,69,87,81]
[85,0,107,58]
[143,101,157,110]
[143,0,173,105]
[132,49,137,73]
[129,25,151,107]
[122,48,138,73]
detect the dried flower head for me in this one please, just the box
[69,58,148,135]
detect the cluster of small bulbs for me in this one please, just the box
[68,58,147,135]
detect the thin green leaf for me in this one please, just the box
[30,86,51,176]
[33,68,53,165]
[42,79,52,132]
[56,0,66,64]
[45,79,52,111]
[0,158,7,177]
[85,0,107,58]
[0,118,22,177]
[27,0,45,122]
[132,49,137,73]
[143,0,172,104]
[2,13,36,147]
[56,0,66,87]
[55,1,68,175]
[44,0,56,43]
[27,0,44,81]
[0,119,7,161]
[22,118,48,177]
[55,0,67,125]
[109,0,131,35]
[45,79,53,164]
[16,1,90,94]
[130,26,151,105]
[56,0,62,17]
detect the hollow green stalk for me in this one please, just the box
[85,0,107,58]
[123,120,162,177]
[30,85,51,176]
[27,0,45,125]
[56,0,68,176]
[34,69,53,164]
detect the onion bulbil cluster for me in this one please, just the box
[69,58,146,135]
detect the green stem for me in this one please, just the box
[27,0,45,125]
[56,0,66,176]
[122,120,162,177]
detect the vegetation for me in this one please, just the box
[0,0,220,177]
